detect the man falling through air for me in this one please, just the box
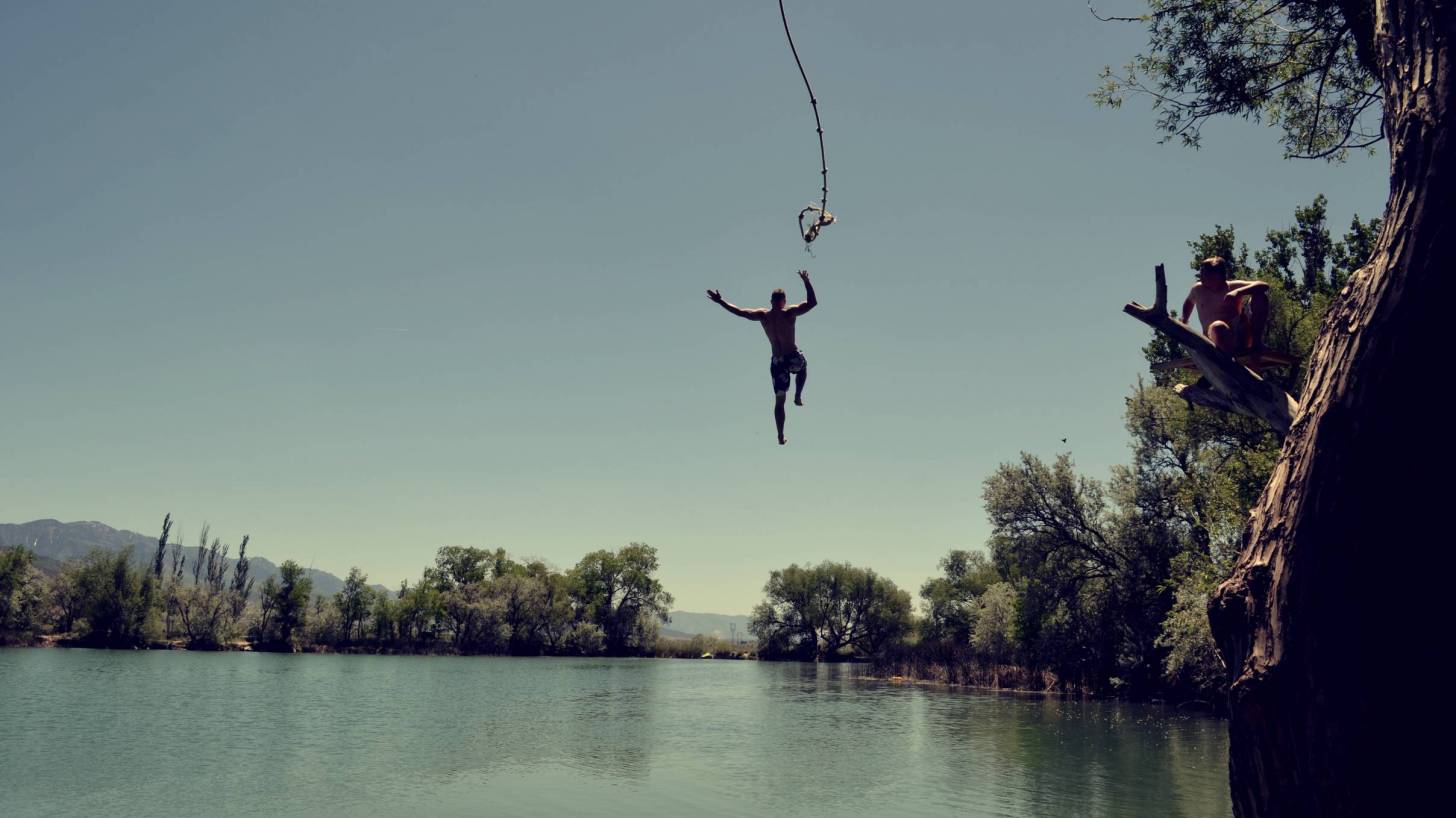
[707,270,817,445]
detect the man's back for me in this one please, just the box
[759,308,800,356]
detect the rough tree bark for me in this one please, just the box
[1203,2,1456,816]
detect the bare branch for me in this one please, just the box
[1088,1,1147,23]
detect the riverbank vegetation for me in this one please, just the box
[1,528,678,657]
[749,561,913,661]
[867,197,1378,703]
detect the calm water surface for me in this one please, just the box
[0,649,1231,818]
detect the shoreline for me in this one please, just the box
[5,640,1218,712]
[12,633,758,660]
[864,671,1223,713]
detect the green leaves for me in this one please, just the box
[919,549,1000,643]
[0,546,47,642]
[64,548,159,648]
[253,560,313,649]
[569,543,673,655]
[1094,1,1382,159]
[750,561,913,660]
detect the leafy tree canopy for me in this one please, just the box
[751,561,913,661]
[1093,0,1381,159]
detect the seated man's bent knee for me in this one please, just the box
[1207,321,1235,350]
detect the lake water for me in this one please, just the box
[0,649,1231,818]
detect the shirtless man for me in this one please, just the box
[706,270,817,445]
[1180,256,1270,354]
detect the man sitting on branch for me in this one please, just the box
[1180,256,1270,354]
[706,270,817,445]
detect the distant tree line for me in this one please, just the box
[0,519,674,657]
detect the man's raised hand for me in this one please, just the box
[797,269,810,282]
[706,289,723,303]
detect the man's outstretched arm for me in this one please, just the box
[790,270,817,315]
[706,289,764,320]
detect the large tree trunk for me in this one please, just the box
[1209,2,1456,815]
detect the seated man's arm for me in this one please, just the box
[788,270,817,315]
[706,289,765,320]
[1227,280,1270,297]
[1180,285,1198,323]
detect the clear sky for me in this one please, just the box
[2,1,1387,614]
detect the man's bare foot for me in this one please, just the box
[779,435,788,445]
[794,396,803,406]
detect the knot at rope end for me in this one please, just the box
[798,204,836,244]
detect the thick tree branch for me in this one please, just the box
[1124,264,1299,435]
[1174,381,1260,417]
[1330,0,1379,76]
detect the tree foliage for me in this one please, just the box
[1093,0,1381,159]
[0,546,48,642]
[984,452,1177,695]
[252,560,313,650]
[570,543,674,655]
[970,582,1019,664]
[919,549,1000,643]
[70,548,158,648]
[242,542,674,657]
[21,515,679,659]
[175,529,254,648]
[334,567,373,644]
[749,561,912,660]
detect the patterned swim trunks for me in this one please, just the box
[769,349,807,395]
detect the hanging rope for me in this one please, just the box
[779,0,835,246]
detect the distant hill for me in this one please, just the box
[665,611,753,641]
[1,519,153,562]
[0,519,378,600]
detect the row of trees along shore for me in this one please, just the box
[0,524,681,658]
[1,196,1372,698]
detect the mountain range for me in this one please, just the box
[0,518,379,599]
[660,611,753,641]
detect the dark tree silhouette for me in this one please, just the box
[1105,2,1455,815]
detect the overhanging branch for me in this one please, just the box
[1124,264,1299,435]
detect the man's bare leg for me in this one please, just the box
[1207,320,1236,353]
[1245,290,1270,351]
[774,395,788,445]
[793,368,807,406]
